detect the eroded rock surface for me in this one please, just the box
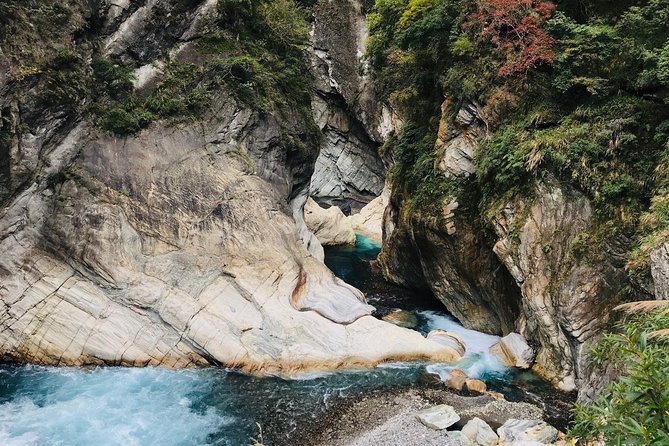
[380,98,521,336]
[304,197,356,246]
[308,0,387,199]
[0,0,460,374]
[491,177,628,390]
[349,193,386,242]
[490,333,535,369]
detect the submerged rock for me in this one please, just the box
[416,405,460,430]
[461,417,498,446]
[304,197,356,246]
[490,333,535,369]
[382,310,419,329]
[497,419,559,444]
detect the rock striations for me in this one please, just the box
[0,0,457,373]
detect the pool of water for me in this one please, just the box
[0,234,573,445]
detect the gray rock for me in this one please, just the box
[461,417,498,446]
[651,242,669,300]
[446,431,473,446]
[491,176,628,391]
[416,405,461,430]
[497,419,559,444]
[307,0,388,199]
[490,333,535,369]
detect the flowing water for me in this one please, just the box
[0,234,573,445]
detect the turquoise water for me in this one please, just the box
[0,234,571,445]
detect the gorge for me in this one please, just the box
[1,0,668,444]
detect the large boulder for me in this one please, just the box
[304,197,356,246]
[497,419,559,444]
[428,331,467,359]
[461,417,498,446]
[416,405,461,430]
[490,333,535,369]
[348,194,386,242]
[382,310,419,329]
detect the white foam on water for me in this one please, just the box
[419,310,508,380]
[0,367,232,446]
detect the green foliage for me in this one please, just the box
[95,0,314,136]
[571,309,669,444]
[91,57,135,99]
[368,0,669,287]
[37,49,88,111]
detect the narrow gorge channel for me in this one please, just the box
[0,234,572,445]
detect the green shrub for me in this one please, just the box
[102,106,157,136]
[571,304,669,444]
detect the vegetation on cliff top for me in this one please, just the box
[368,0,669,268]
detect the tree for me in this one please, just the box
[469,0,556,77]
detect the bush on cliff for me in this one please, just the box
[571,302,669,444]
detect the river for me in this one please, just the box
[0,234,572,445]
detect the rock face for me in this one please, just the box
[308,0,387,199]
[0,0,461,373]
[415,405,461,430]
[304,197,356,246]
[381,96,630,394]
[379,99,522,336]
[490,333,535,369]
[436,99,484,178]
[491,177,628,390]
[651,242,669,300]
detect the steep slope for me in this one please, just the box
[0,0,458,371]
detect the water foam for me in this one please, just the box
[0,366,231,446]
[419,310,508,380]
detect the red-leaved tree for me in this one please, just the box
[470,0,556,77]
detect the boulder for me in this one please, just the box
[415,405,460,430]
[497,419,559,444]
[382,310,419,329]
[461,417,498,446]
[427,330,467,358]
[348,195,386,242]
[446,369,469,391]
[446,431,473,445]
[465,379,487,394]
[488,391,506,401]
[304,197,356,246]
[490,333,535,369]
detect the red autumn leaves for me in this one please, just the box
[469,0,556,77]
